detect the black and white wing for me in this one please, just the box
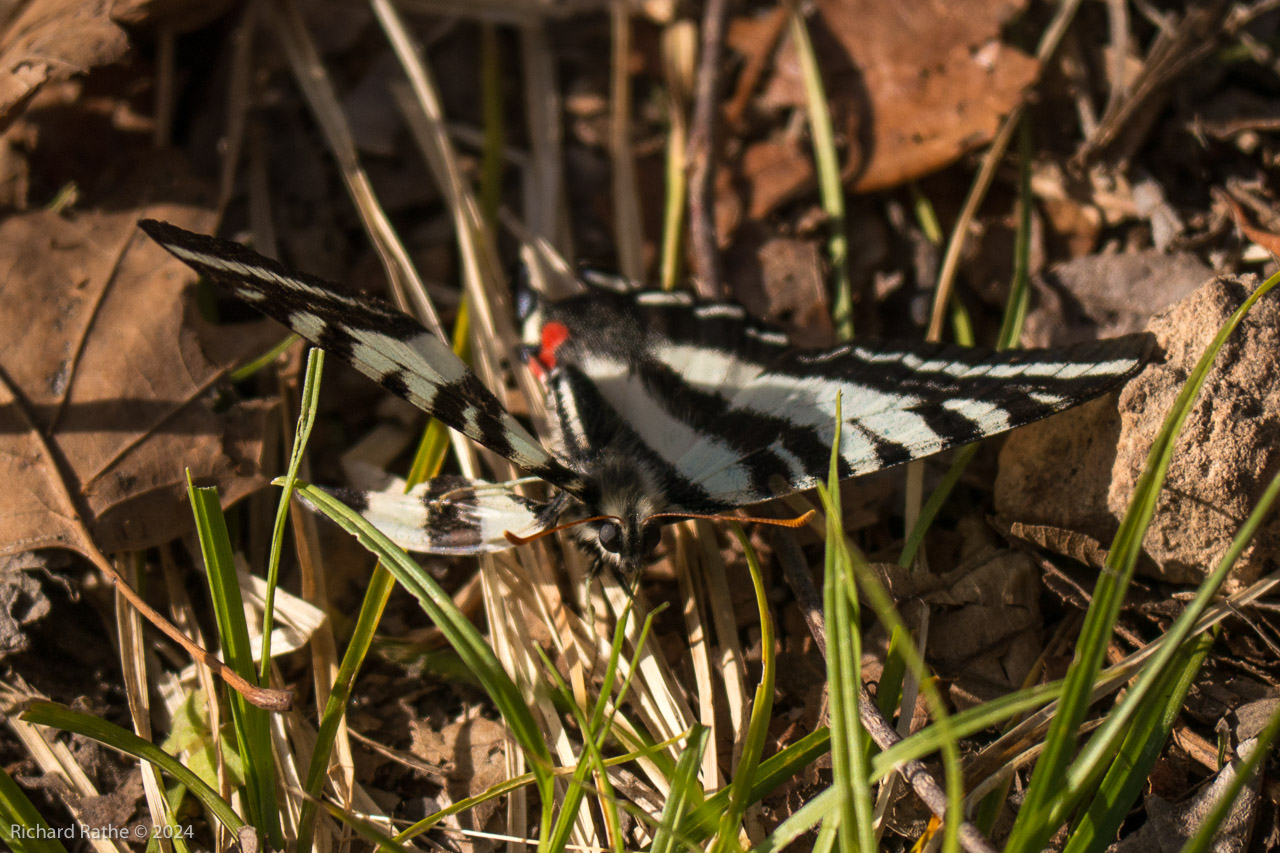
[313,477,555,554]
[527,289,1150,513]
[139,220,585,496]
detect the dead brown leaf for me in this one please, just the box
[411,714,509,831]
[1002,520,1111,570]
[0,0,128,133]
[1112,735,1263,853]
[725,231,834,345]
[1220,189,1280,256]
[729,0,1038,220]
[0,205,274,561]
[870,548,1042,705]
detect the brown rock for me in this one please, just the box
[996,275,1280,586]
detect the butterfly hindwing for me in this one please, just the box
[312,477,553,555]
[528,288,1151,512]
[140,220,585,495]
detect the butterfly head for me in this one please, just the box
[573,514,664,578]
[568,454,669,578]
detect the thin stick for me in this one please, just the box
[686,0,731,298]
[611,4,645,282]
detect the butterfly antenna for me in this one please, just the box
[642,509,817,528]
[504,514,623,546]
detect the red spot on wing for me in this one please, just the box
[538,321,571,370]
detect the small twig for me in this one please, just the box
[611,4,645,282]
[773,530,994,852]
[770,529,825,654]
[1080,0,1231,163]
[686,0,732,298]
[857,687,997,853]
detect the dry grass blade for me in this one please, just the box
[0,682,130,853]
[115,554,178,852]
[265,0,442,335]
[926,0,1084,341]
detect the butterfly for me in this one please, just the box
[139,220,1150,581]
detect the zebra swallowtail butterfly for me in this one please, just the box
[139,220,1150,579]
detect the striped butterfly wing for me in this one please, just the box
[313,477,554,555]
[140,220,586,497]
[530,289,1151,513]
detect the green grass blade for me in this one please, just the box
[1007,271,1280,850]
[651,725,711,853]
[539,616,643,853]
[816,393,965,848]
[186,478,282,846]
[683,727,831,841]
[21,702,246,836]
[871,682,1061,779]
[542,685,613,853]
[308,793,414,853]
[394,731,689,845]
[1064,631,1215,852]
[811,392,877,852]
[291,321,467,852]
[994,122,1033,351]
[789,10,852,341]
[710,527,782,853]
[260,347,324,676]
[295,565,396,853]
[0,761,68,853]
[752,787,838,853]
[1060,463,1280,843]
[228,333,300,383]
[289,484,557,781]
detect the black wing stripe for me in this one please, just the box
[140,220,586,495]
[550,365,718,513]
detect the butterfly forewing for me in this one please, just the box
[530,290,1151,512]
[670,336,1150,508]
[139,220,584,496]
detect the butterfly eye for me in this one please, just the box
[597,521,622,554]
[641,524,661,554]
